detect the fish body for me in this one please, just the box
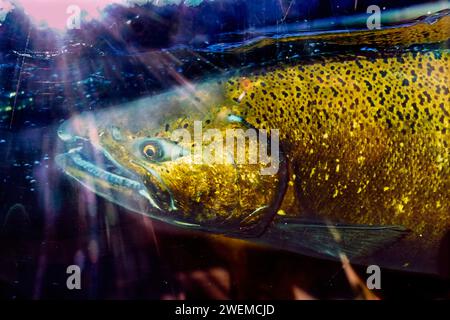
[227,50,450,239]
[57,21,450,276]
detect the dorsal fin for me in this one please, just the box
[227,9,450,54]
[313,10,450,48]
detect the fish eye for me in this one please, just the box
[142,142,162,160]
[139,139,188,162]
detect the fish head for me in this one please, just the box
[56,81,287,236]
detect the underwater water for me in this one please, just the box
[0,0,449,299]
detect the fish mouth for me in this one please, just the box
[56,123,167,218]
[56,124,203,230]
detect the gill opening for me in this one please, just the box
[130,159,178,211]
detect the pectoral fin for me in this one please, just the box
[258,218,409,260]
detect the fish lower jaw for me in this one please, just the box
[55,147,163,212]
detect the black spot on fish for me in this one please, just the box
[401,95,410,108]
[411,70,418,83]
[386,118,393,128]
[427,63,435,76]
[331,87,339,97]
[439,103,449,117]
[423,91,432,103]
[380,70,387,77]
[418,94,425,105]
[425,108,433,121]
[402,79,409,86]
[436,86,441,95]
[385,85,391,94]
[396,56,405,63]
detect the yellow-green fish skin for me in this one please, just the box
[224,50,450,253]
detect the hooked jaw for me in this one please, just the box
[55,119,175,219]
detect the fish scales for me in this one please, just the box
[224,50,450,243]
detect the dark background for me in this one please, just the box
[0,0,449,299]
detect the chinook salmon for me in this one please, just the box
[56,15,450,276]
